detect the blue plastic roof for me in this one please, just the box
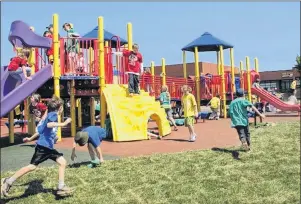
[82,26,127,48]
[182,32,234,52]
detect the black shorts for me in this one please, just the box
[30,145,63,166]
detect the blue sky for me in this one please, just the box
[1,2,300,71]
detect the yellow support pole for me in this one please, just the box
[240,61,245,91]
[53,13,62,141]
[127,23,133,51]
[217,51,221,75]
[98,17,106,128]
[230,48,236,93]
[90,97,95,126]
[77,98,82,128]
[9,111,14,143]
[194,47,201,112]
[246,56,252,102]
[183,51,187,79]
[254,57,259,73]
[219,45,227,118]
[70,80,76,137]
[161,58,166,86]
[151,61,155,90]
[89,47,94,75]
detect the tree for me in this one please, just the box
[293,55,301,74]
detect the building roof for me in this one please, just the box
[152,61,240,77]
[259,69,300,81]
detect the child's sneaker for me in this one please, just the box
[1,178,12,197]
[57,185,74,196]
[241,141,250,151]
[87,159,100,168]
[189,134,196,142]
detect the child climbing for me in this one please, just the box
[7,49,32,87]
[43,31,54,64]
[181,85,198,142]
[207,94,221,120]
[71,126,105,168]
[160,85,178,131]
[229,89,265,151]
[1,96,73,197]
[112,43,143,97]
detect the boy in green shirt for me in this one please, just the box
[229,89,265,151]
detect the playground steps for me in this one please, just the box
[103,84,171,141]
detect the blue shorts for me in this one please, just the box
[9,67,31,82]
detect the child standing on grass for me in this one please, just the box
[229,89,265,151]
[71,126,105,168]
[1,96,73,197]
[181,85,198,142]
[207,94,221,120]
[112,44,143,97]
[160,85,178,131]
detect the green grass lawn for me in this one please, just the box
[2,121,300,204]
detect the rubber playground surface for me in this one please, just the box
[1,116,299,172]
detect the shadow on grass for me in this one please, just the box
[68,161,91,168]
[1,179,71,203]
[211,147,247,160]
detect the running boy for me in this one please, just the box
[71,126,105,168]
[1,96,73,197]
[112,44,143,97]
[181,85,198,142]
[207,94,221,120]
[229,89,265,151]
[8,49,32,86]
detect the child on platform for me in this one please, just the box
[71,126,105,168]
[229,89,265,151]
[112,44,144,97]
[43,31,54,64]
[181,85,198,142]
[160,85,178,131]
[207,94,221,120]
[8,49,32,86]
[1,96,73,197]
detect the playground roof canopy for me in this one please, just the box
[182,32,233,52]
[82,26,127,48]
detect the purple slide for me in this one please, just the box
[1,20,53,117]
[0,65,53,117]
[9,20,52,48]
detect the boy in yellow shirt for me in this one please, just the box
[181,85,198,142]
[207,94,220,120]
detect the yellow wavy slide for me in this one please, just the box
[102,84,171,141]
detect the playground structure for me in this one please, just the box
[1,14,300,144]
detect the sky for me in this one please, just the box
[1,2,300,71]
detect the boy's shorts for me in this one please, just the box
[184,116,195,127]
[30,145,63,166]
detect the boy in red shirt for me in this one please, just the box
[113,44,143,97]
[43,31,54,64]
[8,49,32,86]
[29,94,48,122]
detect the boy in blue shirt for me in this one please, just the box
[71,126,105,168]
[229,89,265,151]
[1,96,73,197]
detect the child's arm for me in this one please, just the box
[23,132,39,142]
[22,65,32,80]
[207,99,212,106]
[111,51,123,57]
[251,105,265,118]
[71,142,77,161]
[47,117,72,128]
[192,97,199,117]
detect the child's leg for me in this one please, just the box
[133,74,140,95]
[55,156,73,195]
[167,109,178,130]
[235,126,250,150]
[1,164,37,197]
[95,146,104,162]
[9,69,23,86]
[128,74,135,96]
[245,126,251,146]
[87,143,96,161]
